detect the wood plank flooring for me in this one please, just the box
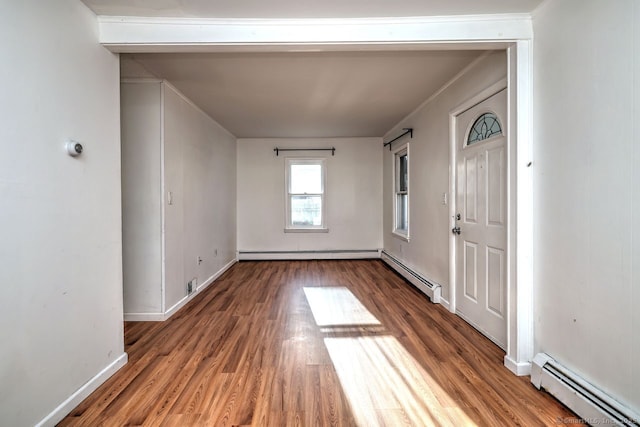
[59,260,582,426]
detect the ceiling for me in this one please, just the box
[123,50,484,138]
[82,0,543,19]
[89,0,533,138]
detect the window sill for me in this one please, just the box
[284,228,329,233]
[392,231,410,242]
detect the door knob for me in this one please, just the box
[452,227,461,235]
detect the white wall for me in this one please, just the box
[121,82,163,313]
[0,1,124,426]
[121,81,237,317]
[237,138,382,253]
[163,83,237,309]
[382,52,507,302]
[532,0,639,412]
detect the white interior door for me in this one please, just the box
[454,88,507,349]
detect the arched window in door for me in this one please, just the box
[467,112,502,145]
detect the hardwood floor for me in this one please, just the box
[59,260,582,426]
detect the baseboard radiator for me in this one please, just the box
[380,250,441,303]
[531,353,640,426]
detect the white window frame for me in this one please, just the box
[285,158,328,232]
[393,144,410,241]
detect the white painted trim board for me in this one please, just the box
[238,250,380,261]
[36,353,128,427]
[98,14,533,52]
[124,258,237,321]
[164,258,237,318]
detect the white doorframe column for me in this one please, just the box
[504,40,534,375]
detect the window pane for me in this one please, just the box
[396,194,408,231]
[290,164,322,194]
[467,112,502,145]
[291,195,322,226]
[398,154,408,192]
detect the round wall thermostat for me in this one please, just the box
[66,140,83,157]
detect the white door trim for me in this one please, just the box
[508,41,534,376]
[449,41,533,377]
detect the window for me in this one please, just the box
[394,147,409,238]
[286,159,326,231]
[467,112,502,145]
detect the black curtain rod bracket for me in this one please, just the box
[383,128,413,151]
[274,147,335,156]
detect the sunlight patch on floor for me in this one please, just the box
[303,286,476,426]
[324,336,477,427]
[303,287,381,327]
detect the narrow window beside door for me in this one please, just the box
[394,147,409,239]
[286,158,327,232]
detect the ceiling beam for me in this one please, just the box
[98,14,532,53]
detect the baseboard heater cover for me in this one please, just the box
[531,353,640,426]
[380,250,441,303]
[238,249,380,260]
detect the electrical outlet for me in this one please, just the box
[197,256,203,265]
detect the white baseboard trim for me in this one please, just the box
[238,249,380,261]
[124,258,238,322]
[163,294,190,320]
[439,297,451,312]
[124,312,165,321]
[163,258,238,319]
[36,352,128,427]
[196,257,236,292]
[504,355,531,376]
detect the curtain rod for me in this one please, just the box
[274,147,335,156]
[383,128,413,150]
